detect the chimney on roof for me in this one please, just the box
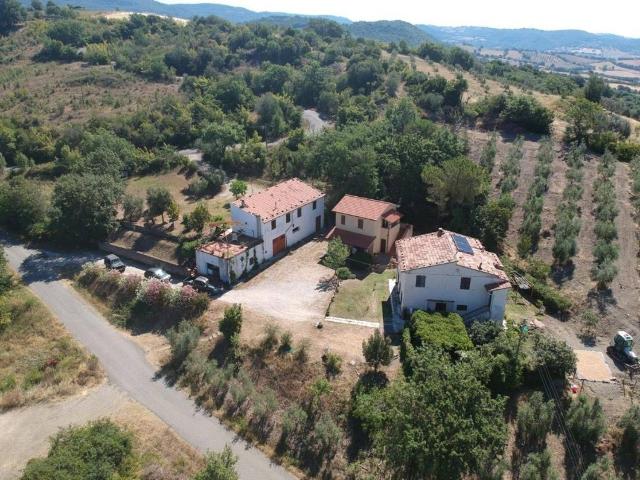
[240,199,246,208]
[437,228,445,237]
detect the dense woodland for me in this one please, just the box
[2,1,640,479]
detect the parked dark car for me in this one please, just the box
[184,276,224,296]
[144,267,171,282]
[104,254,126,273]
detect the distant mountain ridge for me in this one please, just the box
[419,25,640,54]
[33,0,640,54]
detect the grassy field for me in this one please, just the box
[328,269,396,322]
[125,169,271,231]
[0,282,103,410]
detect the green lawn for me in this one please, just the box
[505,290,542,325]
[328,270,396,323]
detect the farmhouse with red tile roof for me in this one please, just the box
[327,195,411,255]
[395,229,511,324]
[196,178,325,283]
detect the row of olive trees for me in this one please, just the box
[591,151,619,288]
[479,131,498,174]
[499,135,525,195]
[552,145,586,265]
[518,138,554,257]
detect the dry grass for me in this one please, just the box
[113,401,205,479]
[0,23,180,126]
[0,283,103,411]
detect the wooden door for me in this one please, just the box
[315,215,322,233]
[272,234,286,255]
[380,238,387,253]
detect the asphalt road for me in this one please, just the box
[1,238,294,480]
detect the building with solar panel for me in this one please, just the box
[394,228,511,325]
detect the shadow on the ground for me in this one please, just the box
[587,287,617,314]
[551,261,576,285]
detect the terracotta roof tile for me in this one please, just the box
[396,229,510,282]
[332,195,396,221]
[199,234,262,259]
[232,178,324,222]
[383,211,402,223]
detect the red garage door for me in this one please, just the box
[273,234,286,255]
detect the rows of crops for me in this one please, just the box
[591,151,619,288]
[552,145,586,265]
[517,138,554,257]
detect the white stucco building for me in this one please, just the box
[395,229,511,325]
[196,178,325,283]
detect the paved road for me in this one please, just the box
[1,238,294,480]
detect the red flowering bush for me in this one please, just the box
[177,285,210,318]
[140,279,174,308]
[116,274,143,304]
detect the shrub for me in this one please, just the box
[294,339,310,364]
[176,285,210,318]
[167,320,201,368]
[312,413,342,458]
[516,392,554,450]
[519,449,558,480]
[322,351,342,378]
[581,458,619,480]
[21,420,135,480]
[408,311,473,353]
[140,279,174,308]
[336,266,355,280]
[219,304,242,342]
[194,445,238,480]
[362,330,393,371]
[252,388,278,431]
[278,330,293,354]
[526,275,572,314]
[566,395,605,456]
[469,320,502,346]
[281,403,308,446]
[260,323,280,352]
[531,333,577,379]
[617,405,640,469]
[323,237,350,270]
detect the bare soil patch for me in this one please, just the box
[534,145,569,263]
[504,139,541,247]
[218,239,335,324]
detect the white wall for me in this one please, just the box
[196,244,265,284]
[230,204,262,238]
[260,196,325,259]
[398,262,509,321]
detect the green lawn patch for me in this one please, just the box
[328,270,396,323]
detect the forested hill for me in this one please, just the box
[419,25,640,54]
[347,21,432,46]
[19,0,640,53]
[17,0,351,23]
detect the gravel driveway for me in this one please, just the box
[219,239,334,323]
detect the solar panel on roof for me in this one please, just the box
[452,233,474,255]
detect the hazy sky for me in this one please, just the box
[158,0,640,38]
